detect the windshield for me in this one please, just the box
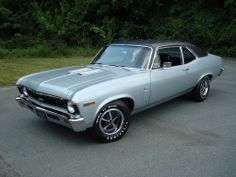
[92,45,152,69]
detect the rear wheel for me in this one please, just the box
[192,76,210,101]
[92,100,130,143]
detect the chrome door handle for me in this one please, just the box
[182,68,189,71]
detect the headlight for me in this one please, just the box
[67,101,75,114]
[23,87,29,97]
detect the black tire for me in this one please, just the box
[92,100,130,143]
[192,76,210,102]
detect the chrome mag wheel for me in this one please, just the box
[192,76,210,102]
[99,108,125,136]
[200,79,209,97]
[93,100,130,142]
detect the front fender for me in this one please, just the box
[71,71,150,128]
[72,93,135,129]
[94,94,135,117]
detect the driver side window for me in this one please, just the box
[152,46,182,69]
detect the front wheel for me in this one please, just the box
[192,76,210,101]
[92,100,130,143]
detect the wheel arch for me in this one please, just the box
[95,95,135,117]
[206,74,213,80]
[119,97,135,112]
[196,73,213,86]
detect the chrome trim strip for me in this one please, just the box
[180,46,185,64]
[35,106,67,120]
[186,46,199,59]
[90,47,105,63]
[16,95,24,107]
[151,46,160,70]
[69,117,85,122]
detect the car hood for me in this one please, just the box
[17,65,138,99]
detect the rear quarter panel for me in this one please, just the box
[194,54,223,85]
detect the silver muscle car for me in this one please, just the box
[16,40,224,142]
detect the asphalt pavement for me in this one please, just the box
[0,59,236,177]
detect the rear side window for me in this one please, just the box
[188,45,208,57]
[158,47,182,67]
[182,47,196,64]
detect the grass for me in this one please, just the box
[0,57,91,86]
[0,45,98,58]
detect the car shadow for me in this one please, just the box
[31,119,98,144]
[30,94,195,145]
[131,94,193,120]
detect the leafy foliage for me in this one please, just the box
[0,0,235,57]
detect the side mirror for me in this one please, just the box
[163,62,172,68]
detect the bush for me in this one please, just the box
[0,47,9,59]
[1,0,235,57]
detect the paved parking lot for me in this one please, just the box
[0,59,236,177]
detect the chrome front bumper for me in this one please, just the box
[16,95,86,132]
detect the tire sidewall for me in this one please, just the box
[94,101,130,142]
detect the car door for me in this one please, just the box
[149,46,193,104]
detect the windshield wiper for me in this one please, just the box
[110,64,121,67]
[92,62,103,65]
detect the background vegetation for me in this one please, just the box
[0,0,236,58]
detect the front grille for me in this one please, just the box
[31,101,69,118]
[27,89,67,108]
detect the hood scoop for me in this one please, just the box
[69,68,103,76]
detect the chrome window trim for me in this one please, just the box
[186,46,199,59]
[90,47,105,63]
[180,46,184,64]
[182,46,198,64]
[151,45,183,70]
[91,44,154,70]
[151,47,158,69]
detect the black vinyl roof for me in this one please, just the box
[112,40,190,48]
[111,40,208,57]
